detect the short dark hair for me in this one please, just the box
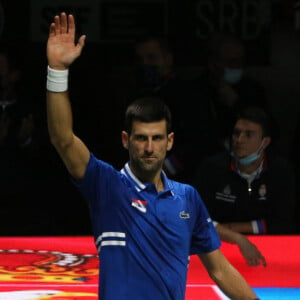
[124,96,172,134]
[236,106,272,137]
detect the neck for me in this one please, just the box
[130,164,164,192]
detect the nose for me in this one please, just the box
[233,132,244,143]
[145,138,154,153]
[236,133,243,142]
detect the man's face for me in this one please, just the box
[135,40,172,76]
[122,120,174,176]
[209,43,244,84]
[232,119,265,158]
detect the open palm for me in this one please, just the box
[47,12,86,69]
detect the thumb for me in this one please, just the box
[76,35,86,54]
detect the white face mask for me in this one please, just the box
[223,67,243,84]
[231,138,265,165]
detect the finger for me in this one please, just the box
[248,259,255,266]
[246,257,260,267]
[60,12,68,34]
[54,15,61,35]
[49,23,56,37]
[252,259,259,266]
[77,35,86,50]
[68,14,75,36]
[261,256,267,267]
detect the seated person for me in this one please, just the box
[189,31,278,150]
[193,106,296,262]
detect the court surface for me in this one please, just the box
[0,235,299,299]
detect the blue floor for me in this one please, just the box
[254,288,300,300]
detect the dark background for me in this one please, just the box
[1,0,300,236]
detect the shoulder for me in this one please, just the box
[169,179,201,198]
[80,153,121,184]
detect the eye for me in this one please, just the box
[232,129,241,137]
[152,135,164,141]
[246,131,254,138]
[135,135,147,141]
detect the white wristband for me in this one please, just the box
[251,220,259,234]
[46,66,69,92]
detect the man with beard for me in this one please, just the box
[45,12,260,300]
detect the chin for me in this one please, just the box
[236,154,248,160]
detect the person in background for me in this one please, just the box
[0,43,44,235]
[45,12,260,300]
[133,34,267,267]
[190,32,278,151]
[193,105,296,237]
[0,44,35,151]
[129,35,220,182]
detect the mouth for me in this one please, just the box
[142,156,156,162]
[233,145,244,152]
[143,156,155,160]
[233,148,246,157]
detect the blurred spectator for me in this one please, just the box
[0,43,91,236]
[189,31,278,151]
[0,43,42,234]
[193,106,296,236]
[0,44,35,151]
[121,35,220,182]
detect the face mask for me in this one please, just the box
[231,138,265,165]
[135,65,162,90]
[223,68,243,84]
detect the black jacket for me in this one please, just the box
[193,151,296,234]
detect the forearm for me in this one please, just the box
[46,89,74,150]
[199,250,258,299]
[212,263,258,299]
[222,221,254,234]
[215,223,242,244]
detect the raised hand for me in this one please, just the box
[47,12,86,70]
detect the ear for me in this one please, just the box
[262,136,271,149]
[167,132,174,151]
[121,131,129,149]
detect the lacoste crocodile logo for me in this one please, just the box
[179,211,190,219]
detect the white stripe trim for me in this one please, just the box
[96,232,126,245]
[97,240,126,253]
[125,163,145,190]
[102,232,126,238]
[101,240,126,247]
